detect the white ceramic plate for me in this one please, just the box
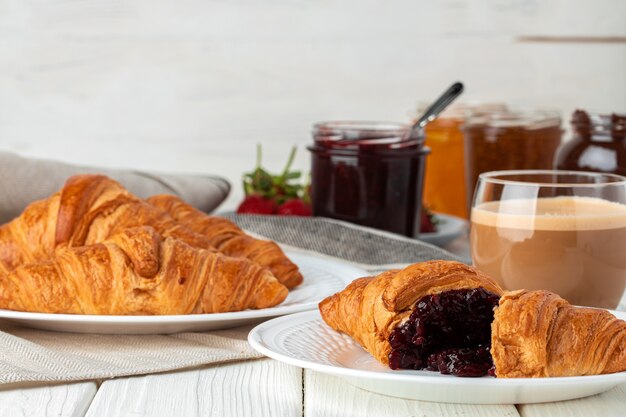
[248,309,626,404]
[419,213,466,247]
[0,252,365,334]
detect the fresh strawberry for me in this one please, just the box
[420,207,437,233]
[239,145,311,216]
[236,195,277,215]
[277,199,312,216]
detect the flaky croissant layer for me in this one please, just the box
[492,289,626,377]
[0,227,288,315]
[0,175,216,274]
[148,194,303,289]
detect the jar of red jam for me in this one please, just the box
[308,121,429,237]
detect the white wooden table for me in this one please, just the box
[1,236,625,417]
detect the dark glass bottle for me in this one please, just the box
[555,110,626,175]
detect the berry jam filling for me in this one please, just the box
[387,288,500,377]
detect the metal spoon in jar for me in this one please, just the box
[333,82,464,143]
[409,81,464,136]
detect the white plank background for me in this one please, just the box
[304,370,520,417]
[0,0,624,210]
[84,359,302,417]
[0,363,624,417]
[518,383,626,417]
[0,382,96,417]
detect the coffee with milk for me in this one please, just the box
[471,196,626,309]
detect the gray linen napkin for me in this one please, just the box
[223,214,469,271]
[0,215,460,386]
[0,151,230,223]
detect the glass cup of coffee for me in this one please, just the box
[470,170,626,309]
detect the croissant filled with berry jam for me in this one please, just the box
[319,260,626,378]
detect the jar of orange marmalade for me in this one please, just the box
[421,104,506,219]
[422,108,467,218]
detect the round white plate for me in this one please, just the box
[0,252,365,334]
[248,309,626,404]
[419,213,466,247]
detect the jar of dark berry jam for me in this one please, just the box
[308,121,429,237]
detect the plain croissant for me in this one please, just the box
[147,194,302,289]
[0,227,288,315]
[320,260,626,378]
[491,289,626,377]
[0,174,215,274]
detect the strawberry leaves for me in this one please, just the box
[238,145,311,215]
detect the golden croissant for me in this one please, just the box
[319,260,626,378]
[148,194,302,289]
[0,174,215,274]
[0,174,301,290]
[491,289,626,377]
[0,227,288,315]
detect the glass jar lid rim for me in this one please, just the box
[464,107,561,127]
[415,101,508,120]
[313,121,424,145]
[313,121,411,133]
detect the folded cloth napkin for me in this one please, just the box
[0,324,261,385]
[0,151,230,223]
[0,215,463,386]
